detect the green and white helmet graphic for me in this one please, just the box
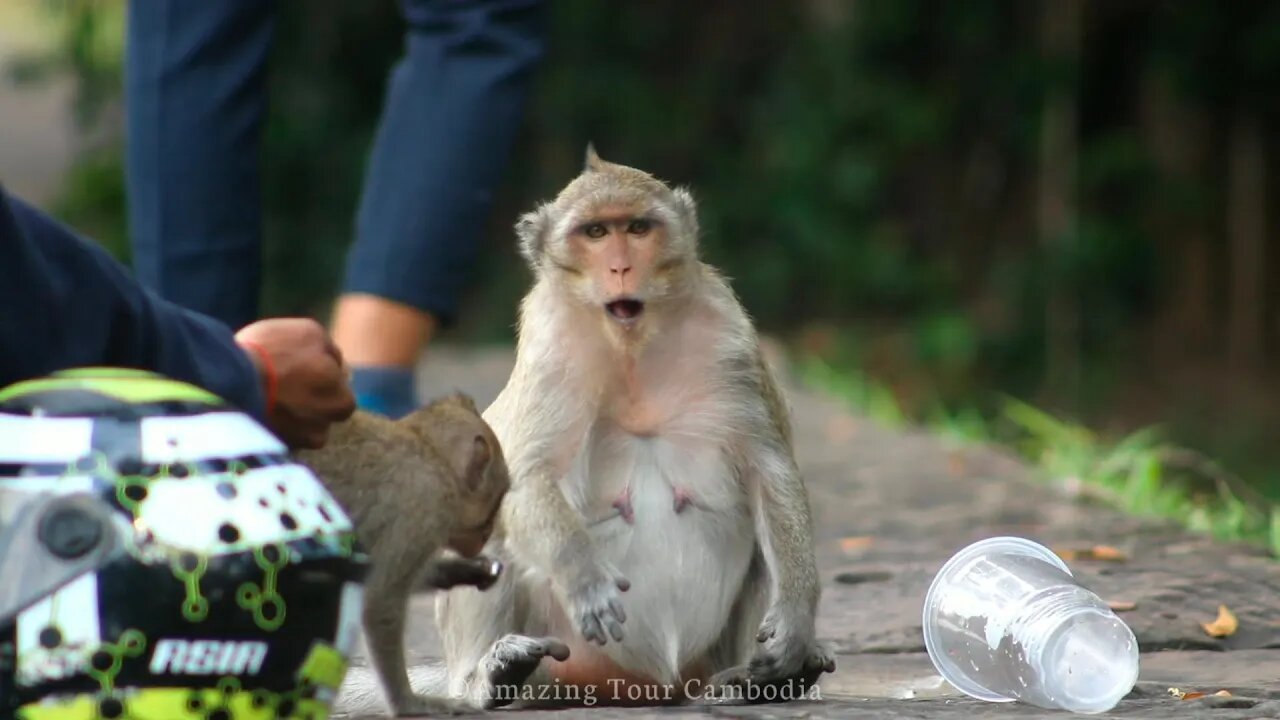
[0,368,369,720]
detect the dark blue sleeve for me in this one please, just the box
[0,186,267,421]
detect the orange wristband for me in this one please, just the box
[239,341,278,415]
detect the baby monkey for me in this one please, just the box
[297,393,510,717]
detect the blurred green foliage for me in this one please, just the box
[812,361,1280,554]
[1000,398,1279,553]
[19,0,1280,508]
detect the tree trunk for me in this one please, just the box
[1225,109,1266,371]
[1138,66,1213,355]
[1038,0,1082,402]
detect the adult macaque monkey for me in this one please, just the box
[436,147,834,709]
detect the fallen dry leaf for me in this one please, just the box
[839,536,875,553]
[1200,605,1239,638]
[1089,544,1127,561]
[1053,544,1128,562]
[946,451,967,478]
[1172,689,1231,702]
[1107,600,1137,612]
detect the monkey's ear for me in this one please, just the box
[672,186,700,244]
[584,142,604,172]
[453,392,477,412]
[460,434,492,489]
[516,205,550,268]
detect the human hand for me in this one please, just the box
[234,318,355,449]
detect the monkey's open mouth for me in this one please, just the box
[605,299,645,323]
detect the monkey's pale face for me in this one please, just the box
[562,203,678,329]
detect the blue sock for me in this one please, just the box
[350,366,418,419]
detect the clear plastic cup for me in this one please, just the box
[922,536,1139,714]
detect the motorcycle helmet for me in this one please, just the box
[0,368,369,720]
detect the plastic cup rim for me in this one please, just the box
[921,535,1074,703]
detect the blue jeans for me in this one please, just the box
[125,0,547,330]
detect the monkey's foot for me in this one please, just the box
[752,643,836,688]
[705,643,835,705]
[611,489,635,524]
[477,635,571,709]
[391,693,473,717]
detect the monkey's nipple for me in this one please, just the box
[673,487,694,514]
[610,493,636,525]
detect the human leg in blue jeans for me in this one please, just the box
[332,0,547,417]
[126,0,276,332]
[126,0,547,416]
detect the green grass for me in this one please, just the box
[802,359,909,431]
[802,356,1280,557]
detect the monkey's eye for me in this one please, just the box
[584,223,607,239]
[627,219,652,236]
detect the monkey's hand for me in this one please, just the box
[561,561,630,645]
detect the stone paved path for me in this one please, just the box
[335,345,1280,719]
